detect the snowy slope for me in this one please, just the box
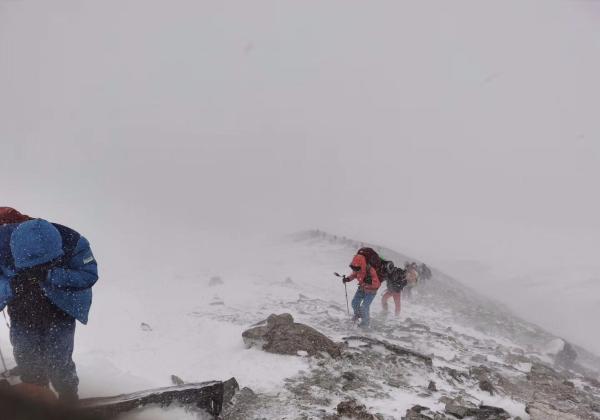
[1,230,599,419]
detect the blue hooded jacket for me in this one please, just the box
[0,220,98,324]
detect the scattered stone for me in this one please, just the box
[526,401,581,420]
[554,340,578,369]
[444,367,468,384]
[242,313,342,358]
[386,378,403,388]
[222,386,259,419]
[585,376,600,388]
[342,371,358,381]
[527,363,562,385]
[443,398,509,420]
[222,377,240,405]
[336,399,379,419]
[170,375,184,386]
[140,322,152,332]
[208,276,224,287]
[476,405,510,419]
[444,397,478,418]
[479,379,495,395]
[403,404,447,419]
[427,381,437,392]
[343,336,433,366]
[471,354,488,363]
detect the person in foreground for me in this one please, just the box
[0,212,99,403]
[343,253,381,328]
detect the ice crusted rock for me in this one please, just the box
[330,399,381,419]
[242,313,342,358]
[443,397,478,418]
[442,397,510,420]
[403,405,448,419]
[526,401,581,420]
[170,375,184,386]
[343,336,433,366]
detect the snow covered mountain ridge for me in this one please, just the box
[212,231,600,418]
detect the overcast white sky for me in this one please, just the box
[1,1,599,351]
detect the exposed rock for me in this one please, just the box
[242,313,342,358]
[527,363,562,386]
[140,322,152,332]
[471,354,488,363]
[443,398,509,420]
[342,371,358,381]
[476,405,510,419]
[479,379,495,395]
[585,376,600,388]
[403,404,448,419]
[343,336,433,366]
[427,381,437,392]
[526,401,581,420]
[223,377,240,405]
[554,340,578,370]
[335,399,380,419]
[170,375,184,386]
[444,397,478,418]
[222,387,259,420]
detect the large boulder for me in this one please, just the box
[242,313,342,358]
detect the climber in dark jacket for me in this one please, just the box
[381,267,407,316]
[0,218,98,402]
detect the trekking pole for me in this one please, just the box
[0,310,9,375]
[334,272,350,315]
[0,344,7,374]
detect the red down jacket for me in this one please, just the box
[347,254,381,292]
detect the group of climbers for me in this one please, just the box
[0,207,98,403]
[341,247,431,328]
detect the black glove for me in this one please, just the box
[16,264,53,282]
[342,276,351,284]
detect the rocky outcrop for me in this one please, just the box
[526,401,581,420]
[555,340,578,370]
[441,397,510,420]
[403,401,510,420]
[332,399,381,419]
[242,313,342,358]
[404,405,448,419]
[343,336,433,366]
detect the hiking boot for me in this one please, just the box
[13,383,57,404]
[8,365,22,377]
[58,390,79,406]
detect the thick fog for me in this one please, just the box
[2,1,599,353]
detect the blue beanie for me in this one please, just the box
[10,219,64,270]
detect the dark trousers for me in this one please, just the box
[7,277,79,399]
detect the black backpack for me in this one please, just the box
[387,267,408,291]
[357,247,394,281]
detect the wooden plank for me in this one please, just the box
[79,381,225,418]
